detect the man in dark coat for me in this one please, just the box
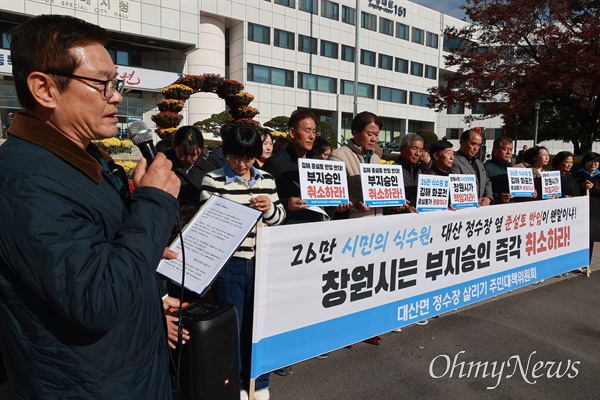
[424,140,454,176]
[484,136,515,204]
[0,15,180,399]
[262,110,327,224]
[383,133,424,215]
[450,129,494,206]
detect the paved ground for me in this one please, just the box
[269,255,599,400]
[2,253,598,400]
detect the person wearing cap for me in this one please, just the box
[424,140,454,176]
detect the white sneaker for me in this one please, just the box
[240,389,249,400]
[416,319,429,326]
[254,387,270,400]
[392,328,402,332]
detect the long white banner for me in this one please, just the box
[251,197,589,378]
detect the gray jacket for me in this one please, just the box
[450,151,494,202]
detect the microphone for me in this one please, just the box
[128,121,157,164]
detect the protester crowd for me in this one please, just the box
[0,14,597,400]
[156,113,598,400]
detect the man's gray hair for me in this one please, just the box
[400,133,424,149]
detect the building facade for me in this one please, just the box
[1,0,590,155]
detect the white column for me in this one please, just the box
[186,13,226,129]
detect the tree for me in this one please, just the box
[505,104,585,152]
[418,129,439,144]
[316,121,338,147]
[193,110,234,137]
[264,116,289,133]
[428,0,600,154]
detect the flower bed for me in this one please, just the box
[115,160,137,177]
[201,73,224,92]
[157,99,185,113]
[217,79,244,98]
[151,111,183,128]
[155,127,177,140]
[230,105,260,119]
[175,75,204,92]
[271,131,288,139]
[92,138,133,155]
[160,84,194,100]
[152,75,261,132]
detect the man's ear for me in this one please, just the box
[27,72,59,110]
[288,127,295,140]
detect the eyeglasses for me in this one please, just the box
[44,69,125,98]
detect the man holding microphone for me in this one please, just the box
[0,15,180,399]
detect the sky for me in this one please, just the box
[409,0,468,20]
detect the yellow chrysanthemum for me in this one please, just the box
[115,160,137,177]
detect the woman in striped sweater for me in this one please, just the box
[199,124,285,400]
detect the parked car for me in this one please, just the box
[381,142,401,154]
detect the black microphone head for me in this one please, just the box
[128,121,153,145]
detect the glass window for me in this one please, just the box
[357,82,374,99]
[299,0,317,14]
[248,64,270,84]
[378,86,407,104]
[299,73,317,90]
[321,0,339,20]
[320,40,338,59]
[473,103,488,115]
[274,29,295,49]
[424,65,437,79]
[341,45,355,62]
[107,42,131,66]
[444,33,464,52]
[298,72,337,93]
[410,61,423,77]
[448,128,460,139]
[447,104,465,114]
[379,17,393,36]
[342,5,356,25]
[272,67,294,87]
[361,11,376,31]
[378,54,393,71]
[0,21,16,49]
[340,80,373,98]
[412,27,424,45]
[426,32,439,48]
[0,80,20,110]
[395,58,408,73]
[318,76,336,93]
[248,63,294,87]
[410,92,430,107]
[274,0,295,8]
[2,32,10,49]
[341,80,354,95]
[298,35,317,54]
[360,49,376,67]
[248,23,270,44]
[396,22,409,40]
[116,91,143,118]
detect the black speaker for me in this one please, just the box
[175,301,240,400]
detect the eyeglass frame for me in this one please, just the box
[44,69,125,98]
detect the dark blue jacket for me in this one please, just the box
[0,113,177,399]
